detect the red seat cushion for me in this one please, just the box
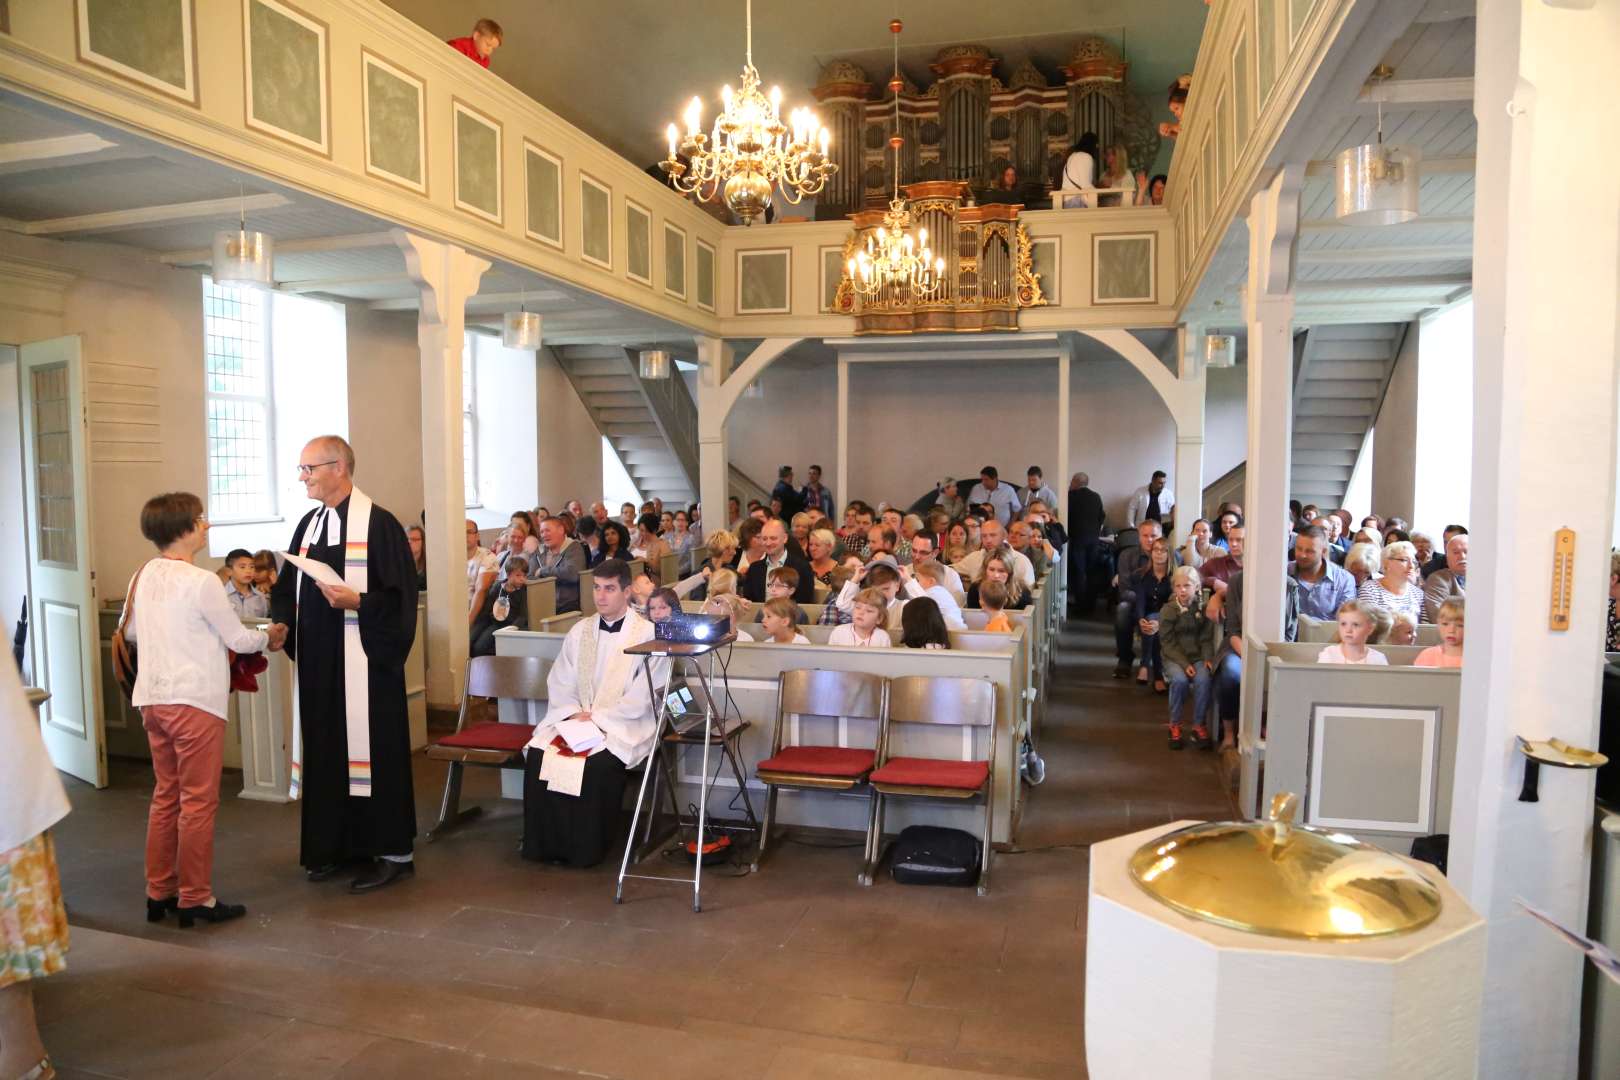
[757,745,875,779]
[434,722,535,753]
[870,756,989,791]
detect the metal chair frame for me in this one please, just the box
[750,668,889,883]
[866,675,998,895]
[424,654,548,841]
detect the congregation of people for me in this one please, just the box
[1093,470,1474,753]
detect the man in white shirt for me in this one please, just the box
[1018,467,1059,519]
[466,519,497,625]
[966,465,1023,527]
[906,533,965,604]
[1125,470,1176,530]
[522,559,669,867]
[951,518,1035,589]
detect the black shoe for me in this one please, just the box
[306,862,346,882]
[177,900,247,928]
[350,859,415,894]
[146,896,178,923]
[1112,662,1131,679]
[1194,727,1214,751]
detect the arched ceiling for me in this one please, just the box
[382,0,1206,174]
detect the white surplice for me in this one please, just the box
[528,610,670,767]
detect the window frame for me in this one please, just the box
[202,278,280,525]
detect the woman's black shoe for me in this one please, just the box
[306,862,345,882]
[146,896,178,923]
[177,901,247,928]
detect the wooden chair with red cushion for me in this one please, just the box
[751,668,888,880]
[425,654,548,841]
[866,675,998,894]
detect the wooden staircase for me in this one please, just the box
[1289,322,1406,510]
[552,344,768,511]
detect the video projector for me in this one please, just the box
[653,612,732,644]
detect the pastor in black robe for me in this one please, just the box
[269,494,419,868]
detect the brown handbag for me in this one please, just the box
[111,561,152,702]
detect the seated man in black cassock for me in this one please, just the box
[268,435,419,893]
[522,558,668,867]
[471,556,530,656]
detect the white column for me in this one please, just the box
[835,354,850,510]
[1236,167,1302,817]
[1448,4,1620,1077]
[1172,324,1207,548]
[395,231,489,710]
[1238,167,1303,644]
[694,336,733,531]
[1056,339,1072,512]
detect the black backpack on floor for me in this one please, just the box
[889,825,981,887]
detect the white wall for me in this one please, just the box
[346,307,423,528]
[1371,322,1420,522]
[1413,299,1473,535]
[535,346,604,510]
[469,332,539,528]
[722,352,1248,525]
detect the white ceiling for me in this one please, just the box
[0,92,699,348]
[381,0,1207,173]
[1187,12,1478,330]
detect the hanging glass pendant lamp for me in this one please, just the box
[211,184,274,288]
[1334,69,1421,226]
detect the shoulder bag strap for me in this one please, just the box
[118,559,155,635]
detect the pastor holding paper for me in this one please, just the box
[268,436,420,894]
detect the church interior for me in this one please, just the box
[0,0,1616,1077]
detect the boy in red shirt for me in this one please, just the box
[447,18,502,69]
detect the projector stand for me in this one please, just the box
[615,635,756,912]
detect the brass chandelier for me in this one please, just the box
[847,15,942,300]
[660,0,835,226]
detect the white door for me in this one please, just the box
[20,335,105,787]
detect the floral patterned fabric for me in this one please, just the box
[0,832,69,987]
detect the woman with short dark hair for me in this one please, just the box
[126,492,272,928]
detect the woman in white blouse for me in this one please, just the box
[1357,540,1425,623]
[1057,133,1101,208]
[1178,518,1218,569]
[126,492,272,928]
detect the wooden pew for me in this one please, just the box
[524,577,557,629]
[1244,640,1459,855]
[494,625,1026,844]
[1297,613,1442,646]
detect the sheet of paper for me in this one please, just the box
[554,718,605,753]
[1518,898,1620,985]
[538,746,586,797]
[282,552,345,588]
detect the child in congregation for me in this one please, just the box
[900,596,951,649]
[829,587,893,648]
[760,597,810,644]
[817,564,857,626]
[1414,597,1464,668]
[1388,611,1418,646]
[755,566,809,625]
[702,591,754,641]
[980,580,1012,633]
[1158,565,1220,750]
[902,560,966,629]
[222,548,269,619]
[1367,605,1394,645]
[1317,599,1389,665]
[646,587,681,624]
